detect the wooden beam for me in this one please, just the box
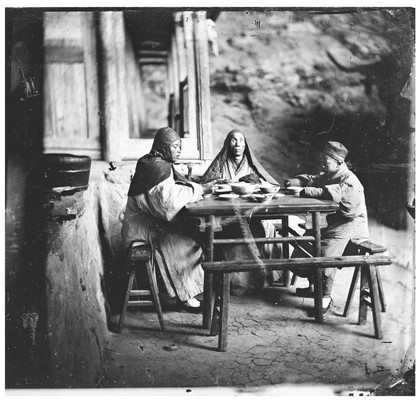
[183,12,198,143]
[193,11,212,160]
[174,12,187,82]
[45,45,84,63]
[202,255,392,273]
[138,50,168,58]
[139,59,167,65]
[98,11,128,161]
[212,236,316,245]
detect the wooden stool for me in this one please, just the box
[343,240,387,339]
[117,241,165,332]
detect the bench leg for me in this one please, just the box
[358,266,369,325]
[367,265,383,339]
[218,273,230,352]
[146,257,166,331]
[314,267,323,323]
[282,216,290,287]
[117,267,136,333]
[203,272,213,329]
[343,266,360,317]
[375,267,386,313]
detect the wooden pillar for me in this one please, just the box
[193,11,213,160]
[174,12,187,82]
[171,36,180,116]
[183,11,198,143]
[98,11,129,161]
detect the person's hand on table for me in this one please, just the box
[238,173,261,184]
[299,187,324,198]
[202,182,216,194]
[284,178,301,187]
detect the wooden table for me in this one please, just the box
[185,192,339,329]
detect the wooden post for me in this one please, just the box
[174,12,187,82]
[193,11,213,161]
[98,11,129,161]
[183,12,198,144]
[171,36,180,118]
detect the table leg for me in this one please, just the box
[281,216,290,286]
[218,273,230,352]
[210,274,222,336]
[313,211,323,323]
[203,214,215,329]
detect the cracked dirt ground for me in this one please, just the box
[98,248,414,394]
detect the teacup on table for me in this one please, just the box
[286,186,303,195]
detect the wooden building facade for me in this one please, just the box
[43,10,214,164]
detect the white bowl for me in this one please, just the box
[230,183,258,195]
[260,185,281,194]
[247,193,274,203]
[287,186,303,194]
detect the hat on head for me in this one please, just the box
[322,141,348,163]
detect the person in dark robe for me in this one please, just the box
[121,127,212,308]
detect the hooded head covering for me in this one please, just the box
[151,127,181,162]
[200,129,279,185]
[128,127,182,196]
[322,141,348,164]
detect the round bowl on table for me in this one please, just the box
[230,183,258,195]
[260,184,281,194]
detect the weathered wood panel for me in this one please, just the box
[44,63,88,147]
[125,33,143,139]
[43,11,101,158]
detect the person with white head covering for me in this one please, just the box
[200,129,283,295]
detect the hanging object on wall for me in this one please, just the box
[19,66,39,101]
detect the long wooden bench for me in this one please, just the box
[203,254,392,352]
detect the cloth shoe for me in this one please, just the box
[185,298,201,308]
[322,297,332,314]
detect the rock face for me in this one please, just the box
[209,10,414,228]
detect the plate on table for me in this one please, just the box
[218,193,240,200]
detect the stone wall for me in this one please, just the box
[6,164,112,388]
[43,187,109,387]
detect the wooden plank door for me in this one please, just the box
[43,11,101,159]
